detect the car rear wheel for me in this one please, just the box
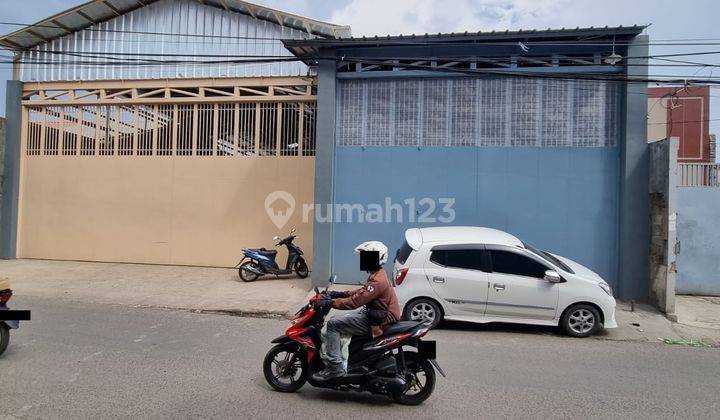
[403,298,442,329]
[561,304,601,337]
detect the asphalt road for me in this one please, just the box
[2,296,719,419]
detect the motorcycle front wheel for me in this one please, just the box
[238,261,261,282]
[0,325,9,356]
[393,352,436,405]
[263,344,308,392]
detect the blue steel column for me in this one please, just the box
[618,35,650,300]
[311,59,337,287]
[1,80,23,259]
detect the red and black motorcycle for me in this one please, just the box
[263,276,444,405]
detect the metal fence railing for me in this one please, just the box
[25,102,317,158]
[679,163,720,187]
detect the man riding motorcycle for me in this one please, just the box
[311,241,401,382]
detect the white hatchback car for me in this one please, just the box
[392,226,617,337]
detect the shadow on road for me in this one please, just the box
[437,320,561,337]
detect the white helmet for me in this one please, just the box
[354,241,389,266]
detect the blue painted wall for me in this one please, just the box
[331,146,620,288]
[677,188,720,295]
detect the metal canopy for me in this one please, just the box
[0,0,351,50]
[283,25,647,58]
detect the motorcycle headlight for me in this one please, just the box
[598,282,612,296]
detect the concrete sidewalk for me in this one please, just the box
[676,295,720,331]
[600,301,719,346]
[0,259,311,317]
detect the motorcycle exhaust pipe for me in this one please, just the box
[243,265,264,275]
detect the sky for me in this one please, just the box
[2,0,720,148]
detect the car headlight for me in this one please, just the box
[598,282,612,296]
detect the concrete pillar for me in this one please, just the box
[664,137,679,315]
[1,80,22,259]
[618,35,650,300]
[311,59,337,287]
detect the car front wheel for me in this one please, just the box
[403,298,442,329]
[560,304,602,337]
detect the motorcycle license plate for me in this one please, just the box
[418,340,436,359]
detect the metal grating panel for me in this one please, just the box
[338,77,620,148]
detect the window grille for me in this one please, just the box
[44,106,61,155]
[217,104,235,156]
[338,77,621,148]
[62,106,78,155]
[237,103,256,155]
[280,103,300,156]
[25,102,316,157]
[258,103,278,156]
[27,107,43,155]
[302,103,317,156]
[156,105,174,156]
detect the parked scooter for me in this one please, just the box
[0,279,20,356]
[237,228,309,282]
[263,275,444,405]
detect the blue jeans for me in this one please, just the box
[324,309,371,370]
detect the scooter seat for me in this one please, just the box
[380,320,423,337]
[249,248,277,257]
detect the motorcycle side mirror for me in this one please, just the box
[325,274,336,292]
[290,228,296,234]
[273,236,280,241]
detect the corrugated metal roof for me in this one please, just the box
[284,25,647,57]
[17,0,315,82]
[0,0,351,50]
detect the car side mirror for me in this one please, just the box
[273,236,280,241]
[544,270,562,283]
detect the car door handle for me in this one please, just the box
[432,276,445,284]
[493,283,506,291]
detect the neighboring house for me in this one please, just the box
[648,85,712,163]
[0,0,350,268]
[286,26,652,300]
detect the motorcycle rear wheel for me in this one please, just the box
[294,259,309,279]
[0,325,9,356]
[239,261,261,282]
[263,344,308,393]
[392,352,436,405]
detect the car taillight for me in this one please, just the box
[395,268,409,285]
[0,289,12,304]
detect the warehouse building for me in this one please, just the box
[2,3,653,301]
[285,26,652,300]
[1,0,350,268]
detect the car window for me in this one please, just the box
[395,240,413,265]
[430,249,483,271]
[522,241,575,274]
[489,250,548,278]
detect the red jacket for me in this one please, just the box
[332,269,401,337]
